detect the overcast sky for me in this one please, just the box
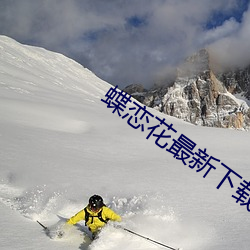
[0,0,249,88]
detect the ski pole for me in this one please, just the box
[37,220,48,231]
[122,227,180,250]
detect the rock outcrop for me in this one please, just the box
[124,49,250,130]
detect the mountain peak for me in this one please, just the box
[177,49,211,78]
[126,48,250,130]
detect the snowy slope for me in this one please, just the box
[0,36,250,250]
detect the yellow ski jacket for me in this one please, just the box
[67,206,121,233]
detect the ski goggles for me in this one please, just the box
[89,205,101,212]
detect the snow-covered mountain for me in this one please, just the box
[124,49,250,130]
[217,65,250,101]
[0,36,250,250]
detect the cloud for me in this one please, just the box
[0,0,249,88]
[200,18,240,45]
[209,4,250,69]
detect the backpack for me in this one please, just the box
[84,206,109,226]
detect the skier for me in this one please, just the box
[66,194,122,239]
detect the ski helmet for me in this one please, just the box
[89,195,104,210]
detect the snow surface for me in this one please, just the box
[0,35,250,250]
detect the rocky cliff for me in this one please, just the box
[124,49,250,130]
